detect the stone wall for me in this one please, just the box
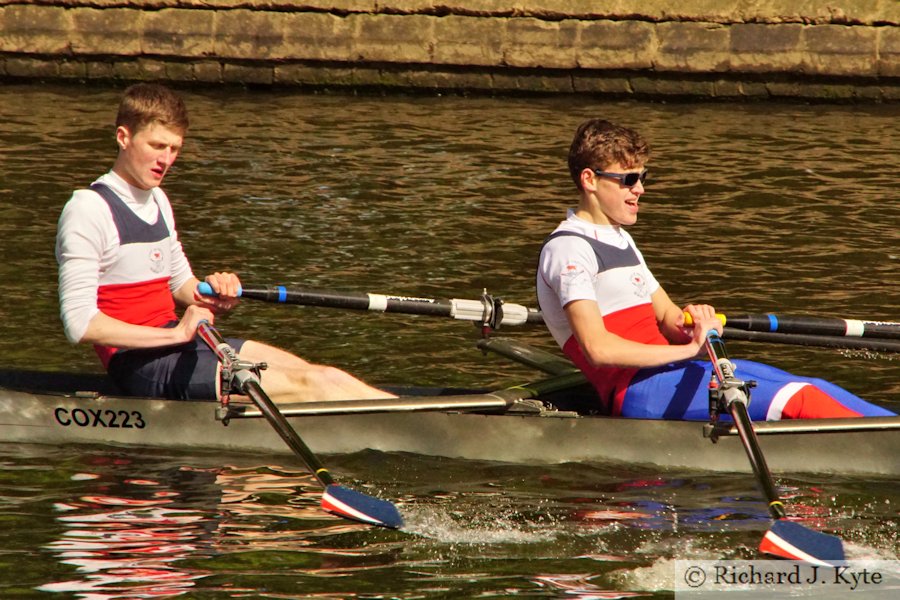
[1,0,897,101]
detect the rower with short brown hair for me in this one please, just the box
[56,83,394,403]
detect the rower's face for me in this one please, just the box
[581,161,646,227]
[114,122,183,190]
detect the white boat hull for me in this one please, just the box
[1,371,897,476]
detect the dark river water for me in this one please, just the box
[0,84,897,598]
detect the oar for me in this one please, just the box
[197,282,543,328]
[714,312,900,340]
[684,313,900,353]
[721,328,900,353]
[704,331,844,564]
[202,282,899,352]
[197,321,403,529]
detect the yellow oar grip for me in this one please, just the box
[683,312,727,326]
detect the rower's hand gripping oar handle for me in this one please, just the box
[684,311,900,352]
[682,311,726,328]
[686,310,900,340]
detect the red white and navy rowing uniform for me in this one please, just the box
[536,211,894,420]
[56,172,242,399]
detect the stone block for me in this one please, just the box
[109,59,142,81]
[214,9,287,60]
[4,57,60,78]
[143,8,215,57]
[85,60,117,80]
[517,0,616,19]
[713,78,770,98]
[491,69,574,93]
[347,65,389,87]
[636,0,742,23]
[131,58,169,81]
[802,25,878,76]
[222,63,274,84]
[282,12,354,61]
[419,69,495,90]
[0,5,71,54]
[376,0,435,12]
[654,22,731,73]
[503,17,578,69]
[350,14,435,63]
[879,26,899,77]
[630,75,717,97]
[275,64,357,86]
[729,23,804,73]
[193,61,223,82]
[425,1,526,16]
[165,61,196,81]
[302,0,377,11]
[740,0,886,26]
[70,8,142,56]
[572,72,634,95]
[432,15,504,67]
[58,59,88,79]
[884,0,900,25]
[577,20,655,70]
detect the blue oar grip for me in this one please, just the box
[197,282,243,297]
[766,313,779,332]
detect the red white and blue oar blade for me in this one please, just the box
[760,520,845,565]
[321,484,403,529]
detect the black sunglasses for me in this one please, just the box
[592,168,648,187]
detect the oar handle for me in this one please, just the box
[682,312,726,327]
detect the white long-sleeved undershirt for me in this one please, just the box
[55,171,194,343]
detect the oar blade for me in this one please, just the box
[322,484,403,529]
[760,520,845,565]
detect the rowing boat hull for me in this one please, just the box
[1,371,897,476]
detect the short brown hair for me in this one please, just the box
[115,83,189,136]
[567,119,649,190]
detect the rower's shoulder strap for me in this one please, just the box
[89,183,169,244]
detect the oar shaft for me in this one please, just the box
[197,282,544,326]
[198,321,403,529]
[724,313,900,340]
[728,399,786,519]
[722,328,900,352]
[197,321,334,487]
[705,332,785,520]
[241,285,456,317]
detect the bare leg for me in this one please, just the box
[233,340,396,402]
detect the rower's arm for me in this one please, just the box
[78,306,210,349]
[651,288,722,350]
[565,299,707,369]
[653,287,692,344]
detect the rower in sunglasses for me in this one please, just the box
[536,118,894,421]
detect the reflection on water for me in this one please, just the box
[0,84,897,597]
[2,444,898,598]
[38,466,218,598]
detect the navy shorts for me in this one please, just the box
[108,335,245,400]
